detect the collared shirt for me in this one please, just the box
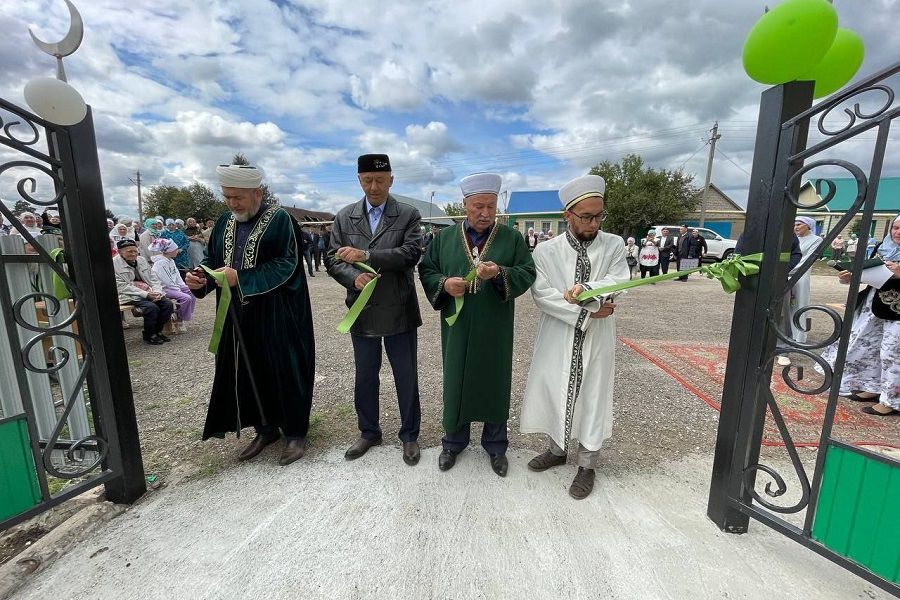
[365,199,384,233]
[463,219,493,251]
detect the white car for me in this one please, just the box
[648,225,737,261]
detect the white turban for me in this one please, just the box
[559,175,606,211]
[460,173,502,198]
[795,216,816,231]
[217,164,262,189]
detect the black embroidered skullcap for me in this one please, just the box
[357,154,391,173]
[116,239,138,249]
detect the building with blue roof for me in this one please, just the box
[506,183,746,239]
[798,176,900,240]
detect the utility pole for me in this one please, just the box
[128,170,144,222]
[699,122,720,228]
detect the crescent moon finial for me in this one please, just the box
[28,0,84,82]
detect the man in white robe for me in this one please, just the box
[519,174,630,499]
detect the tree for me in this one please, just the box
[13,200,36,216]
[104,208,116,221]
[143,183,228,222]
[589,154,699,238]
[443,201,464,216]
[232,153,279,206]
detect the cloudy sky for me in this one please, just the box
[1,0,898,218]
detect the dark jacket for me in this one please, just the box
[658,234,677,257]
[677,233,704,259]
[327,195,423,336]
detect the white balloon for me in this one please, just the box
[24,77,87,126]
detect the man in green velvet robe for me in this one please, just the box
[419,173,535,477]
[185,164,315,467]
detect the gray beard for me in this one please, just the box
[232,205,261,223]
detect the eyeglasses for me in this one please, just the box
[568,210,607,224]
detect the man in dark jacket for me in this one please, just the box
[327,153,423,466]
[657,227,677,274]
[676,225,702,281]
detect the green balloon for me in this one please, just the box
[799,28,865,98]
[742,0,838,85]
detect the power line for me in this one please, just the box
[714,147,752,177]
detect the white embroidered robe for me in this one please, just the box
[520,230,630,452]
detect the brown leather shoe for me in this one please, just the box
[278,438,308,466]
[238,431,280,462]
[402,441,420,466]
[569,467,595,500]
[528,450,566,472]
[344,436,382,460]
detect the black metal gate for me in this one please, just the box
[0,98,145,530]
[707,63,900,596]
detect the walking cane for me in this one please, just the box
[227,300,268,428]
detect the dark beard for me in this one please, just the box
[574,229,598,242]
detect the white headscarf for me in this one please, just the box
[878,214,900,261]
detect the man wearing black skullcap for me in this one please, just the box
[113,239,174,345]
[327,153,424,466]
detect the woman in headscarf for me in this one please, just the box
[149,237,196,332]
[161,218,190,272]
[116,216,136,241]
[819,214,900,416]
[625,236,639,279]
[787,216,823,344]
[139,217,163,262]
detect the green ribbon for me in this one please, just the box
[576,252,784,302]
[336,262,379,333]
[201,265,231,354]
[48,248,70,300]
[444,266,478,326]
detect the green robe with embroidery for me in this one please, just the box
[194,205,315,439]
[419,222,536,432]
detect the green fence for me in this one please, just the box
[812,441,900,584]
[0,416,41,522]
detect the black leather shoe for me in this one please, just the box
[238,431,281,461]
[344,436,382,460]
[143,335,164,345]
[489,453,508,477]
[156,333,172,343]
[278,438,308,466]
[402,441,420,466]
[438,449,457,471]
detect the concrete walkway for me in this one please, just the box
[14,447,889,600]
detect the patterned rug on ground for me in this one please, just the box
[620,338,898,448]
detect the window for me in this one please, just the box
[541,221,551,234]
[525,221,534,232]
[557,220,566,235]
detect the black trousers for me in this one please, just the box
[659,254,671,274]
[442,422,508,455]
[303,248,314,275]
[131,298,174,337]
[313,248,323,270]
[351,331,421,442]
[640,264,659,278]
